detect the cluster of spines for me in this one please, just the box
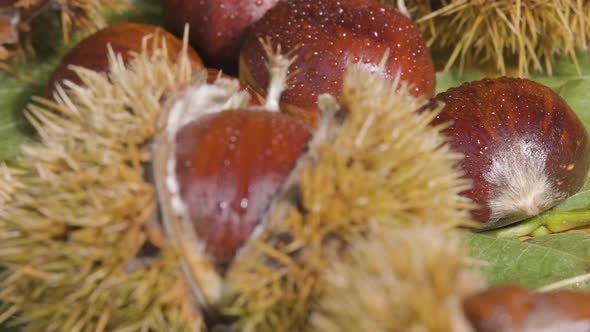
[310,224,480,332]
[390,0,589,76]
[223,64,475,331]
[0,34,204,331]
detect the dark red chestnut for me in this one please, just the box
[174,109,310,262]
[429,77,590,229]
[161,0,280,73]
[240,0,436,127]
[463,286,590,332]
[47,23,204,96]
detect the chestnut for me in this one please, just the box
[463,286,590,332]
[174,109,310,262]
[428,77,590,229]
[161,0,280,73]
[46,23,204,96]
[154,41,311,266]
[240,0,436,126]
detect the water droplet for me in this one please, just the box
[240,198,249,209]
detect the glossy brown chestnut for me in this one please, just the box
[429,77,590,229]
[47,23,203,96]
[463,286,590,332]
[175,109,311,262]
[161,0,279,73]
[240,0,436,127]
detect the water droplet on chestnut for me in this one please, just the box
[429,77,590,229]
[239,0,435,127]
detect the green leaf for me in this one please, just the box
[558,79,590,133]
[467,232,590,290]
[555,181,590,211]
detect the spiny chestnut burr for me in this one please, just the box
[240,0,436,127]
[47,23,204,96]
[402,0,587,76]
[428,77,590,229]
[161,0,280,73]
[0,23,480,330]
[463,286,590,332]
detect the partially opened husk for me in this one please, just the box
[390,0,589,76]
[223,63,475,331]
[0,32,205,331]
[1,19,484,331]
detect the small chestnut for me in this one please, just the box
[240,0,436,126]
[47,23,204,96]
[428,77,590,229]
[161,0,280,72]
[463,286,590,332]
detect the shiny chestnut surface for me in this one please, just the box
[463,286,590,332]
[47,23,203,96]
[240,0,436,127]
[162,0,279,72]
[430,77,590,227]
[175,110,310,262]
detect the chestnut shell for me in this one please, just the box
[240,0,435,127]
[162,0,279,72]
[430,77,590,227]
[464,286,590,332]
[174,109,311,262]
[47,23,203,96]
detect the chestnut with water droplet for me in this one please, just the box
[429,77,590,229]
[161,0,280,73]
[47,23,204,96]
[239,0,436,127]
[174,110,310,261]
